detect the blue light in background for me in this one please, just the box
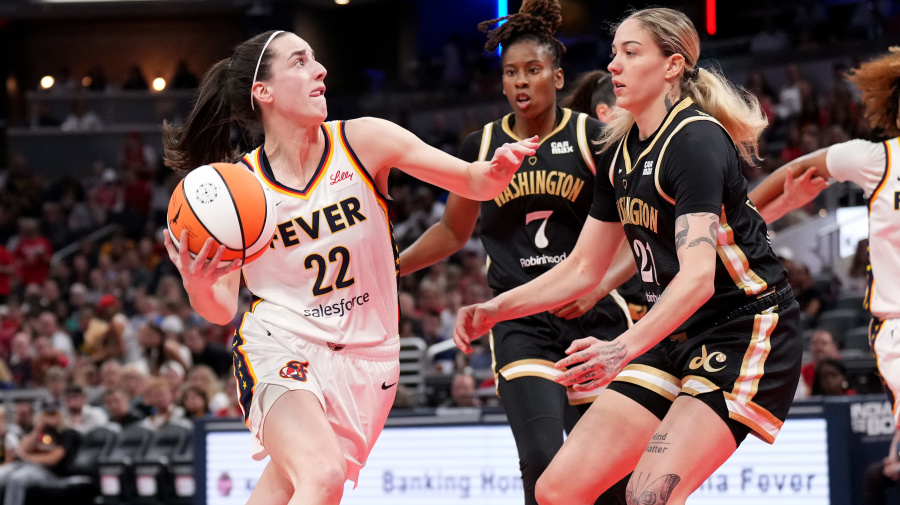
[496,0,507,56]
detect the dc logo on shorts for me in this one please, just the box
[279,360,310,382]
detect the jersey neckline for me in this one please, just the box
[501,107,572,147]
[255,123,333,197]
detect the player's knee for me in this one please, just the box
[535,472,565,505]
[287,457,346,502]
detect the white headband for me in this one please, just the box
[250,30,284,111]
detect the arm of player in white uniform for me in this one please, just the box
[749,149,830,223]
[554,212,720,391]
[453,217,626,353]
[399,193,480,276]
[343,117,537,201]
[164,230,242,326]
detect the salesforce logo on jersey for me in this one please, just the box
[303,292,371,318]
[520,251,567,268]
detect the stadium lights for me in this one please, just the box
[335,0,349,4]
[706,0,716,36]
[152,77,166,91]
[40,75,54,89]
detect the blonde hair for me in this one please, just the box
[846,47,900,137]
[597,8,767,164]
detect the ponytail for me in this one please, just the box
[163,30,285,174]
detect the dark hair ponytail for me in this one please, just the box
[560,70,615,117]
[163,30,286,174]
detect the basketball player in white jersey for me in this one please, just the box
[160,30,537,505]
[752,49,900,431]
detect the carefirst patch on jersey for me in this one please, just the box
[520,251,567,268]
[279,360,310,382]
[304,292,372,318]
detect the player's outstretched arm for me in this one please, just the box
[343,117,537,201]
[749,148,830,223]
[453,218,625,353]
[399,193,480,276]
[164,230,242,326]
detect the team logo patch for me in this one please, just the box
[279,360,310,382]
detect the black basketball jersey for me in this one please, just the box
[590,98,786,335]
[459,107,601,293]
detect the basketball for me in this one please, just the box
[167,163,276,265]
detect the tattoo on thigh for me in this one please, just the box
[645,432,670,454]
[626,472,682,505]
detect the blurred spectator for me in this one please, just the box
[121,364,151,417]
[136,322,186,376]
[181,385,211,420]
[186,364,228,413]
[35,311,74,363]
[214,373,243,418]
[0,408,20,464]
[72,359,102,403]
[750,17,789,54]
[160,360,186,396]
[96,294,140,364]
[11,401,34,437]
[103,386,142,428]
[62,384,108,433]
[439,372,479,408]
[801,329,842,393]
[184,327,231,378]
[60,100,103,131]
[8,332,33,386]
[845,238,869,295]
[776,65,809,120]
[140,377,186,429]
[0,397,79,505]
[11,217,52,288]
[784,258,825,321]
[864,428,900,504]
[122,65,149,90]
[0,245,13,304]
[42,366,67,404]
[94,359,122,406]
[118,131,157,177]
[810,359,855,396]
[171,60,199,89]
[32,341,68,387]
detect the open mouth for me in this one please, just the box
[516,93,531,108]
[310,86,326,97]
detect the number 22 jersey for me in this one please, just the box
[239,120,399,346]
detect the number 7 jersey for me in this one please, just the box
[238,121,399,346]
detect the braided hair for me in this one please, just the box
[846,47,900,137]
[479,0,566,68]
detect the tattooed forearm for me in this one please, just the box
[687,236,717,249]
[674,215,689,249]
[626,472,682,505]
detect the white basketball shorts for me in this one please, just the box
[232,312,400,485]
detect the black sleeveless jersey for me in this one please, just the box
[589,98,787,335]
[459,107,601,293]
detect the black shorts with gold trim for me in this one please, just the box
[491,295,630,405]
[607,282,801,445]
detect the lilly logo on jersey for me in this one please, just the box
[688,345,726,373]
[279,360,310,382]
[329,169,357,190]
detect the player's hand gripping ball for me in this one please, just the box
[167,163,276,265]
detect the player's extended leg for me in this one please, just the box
[536,389,660,505]
[248,389,347,505]
[624,395,738,505]
[246,462,292,505]
[499,375,570,505]
[567,400,630,505]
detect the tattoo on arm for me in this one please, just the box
[626,472,682,505]
[674,215,689,250]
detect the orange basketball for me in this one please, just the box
[167,163,276,264]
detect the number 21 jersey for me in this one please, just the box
[239,121,399,346]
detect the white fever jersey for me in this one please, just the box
[238,120,400,346]
[826,137,900,319]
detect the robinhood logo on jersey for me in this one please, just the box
[520,251,567,268]
[304,292,371,318]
